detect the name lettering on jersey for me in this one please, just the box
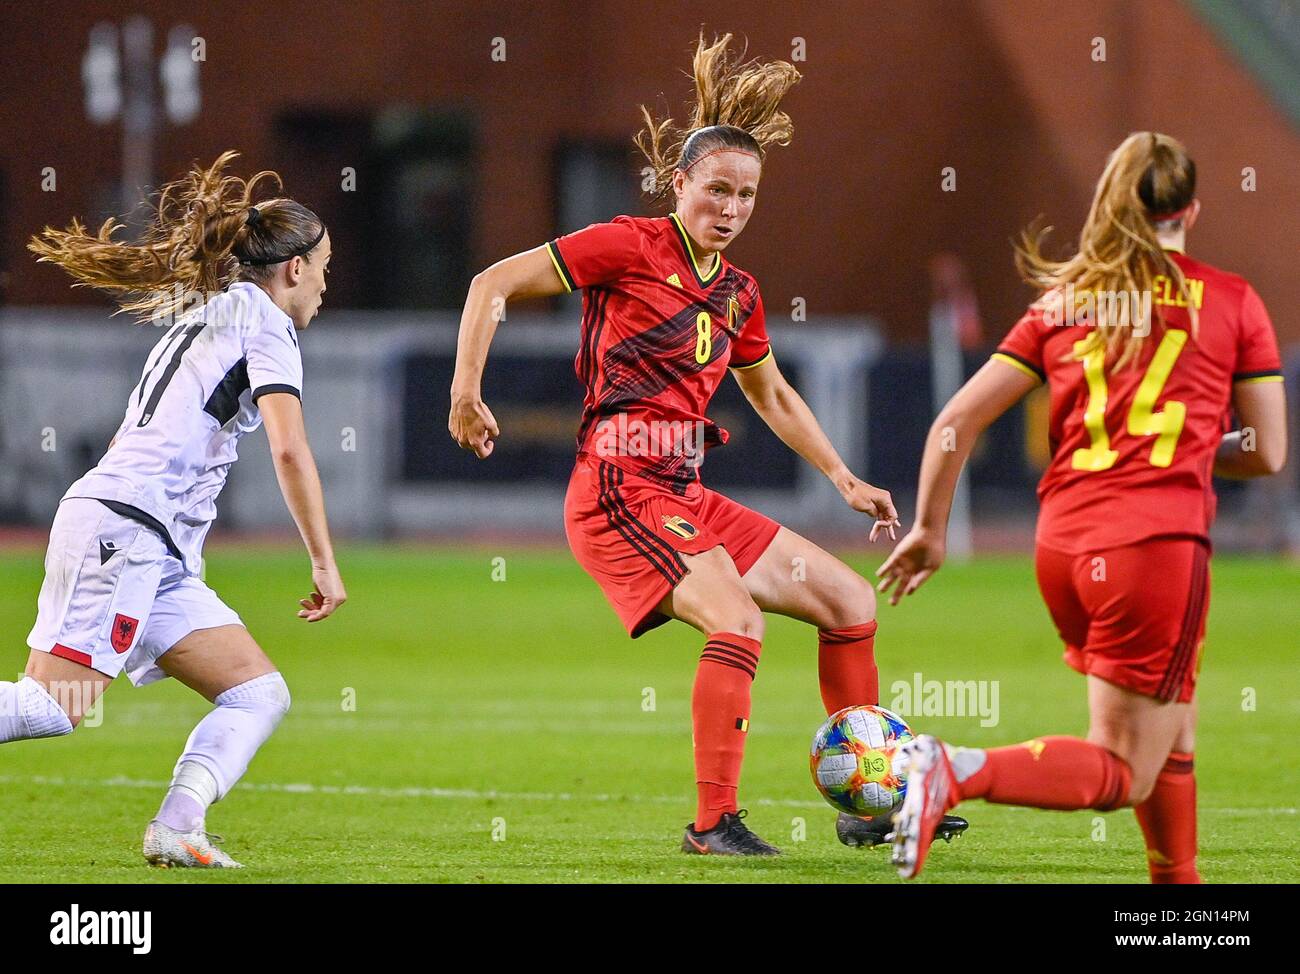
[666,273,682,288]
[1152,274,1204,310]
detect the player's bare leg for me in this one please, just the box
[0,652,109,743]
[744,527,968,848]
[142,625,287,868]
[658,545,778,855]
[1085,677,1191,804]
[1113,685,1202,883]
[662,544,765,638]
[893,676,1189,878]
[742,526,876,631]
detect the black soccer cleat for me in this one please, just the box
[682,809,781,856]
[836,810,969,849]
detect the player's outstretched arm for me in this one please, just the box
[1214,379,1287,479]
[877,358,1038,604]
[261,391,346,621]
[732,355,899,540]
[450,245,569,459]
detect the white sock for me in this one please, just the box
[171,672,291,800]
[0,677,74,743]
[155,761,220,832]
[946,745,988,783]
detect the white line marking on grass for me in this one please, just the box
[0,775,1294,817]
[0,774,821,809]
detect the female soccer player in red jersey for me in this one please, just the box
[4,153,346,868]
[877,132,1287,881]
[450,35,967,855]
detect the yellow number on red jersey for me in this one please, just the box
[695,312,712,364]
[1071,330,1189,472]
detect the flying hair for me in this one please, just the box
[635,32,800,201]
[1016,131,1198,371]
[28,151,324,324]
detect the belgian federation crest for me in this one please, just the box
[727,295,741,334]
[111,613,139,654]
[662,515,698,540]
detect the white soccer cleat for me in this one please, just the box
[891,735,953,879]
[142,820,243,869]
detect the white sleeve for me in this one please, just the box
[246,315,304,402]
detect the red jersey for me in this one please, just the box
[994,250,1282,554]
[547,214,771,494]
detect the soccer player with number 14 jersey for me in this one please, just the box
[877,132,1286,881]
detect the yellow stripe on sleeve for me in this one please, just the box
[991,353,1043,383]
[1234,374,1283,385]
[729,348,773,371]
[545,241,573,293]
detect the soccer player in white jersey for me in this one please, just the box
[3,152,346,868]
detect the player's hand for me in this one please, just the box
[449,391,500,459]
[299,563,347,621]
[838,475,901,542]
[876,528,945,605]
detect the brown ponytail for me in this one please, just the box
[1016,131,1197,370]
[28,151,324,323]
[636,33,800,201]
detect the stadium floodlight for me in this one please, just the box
[82,22,121,124]
[160,25,200,125]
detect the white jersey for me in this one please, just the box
[64,282,303,574]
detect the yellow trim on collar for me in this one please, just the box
[669,212,721,284]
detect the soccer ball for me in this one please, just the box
[810,705,914,818]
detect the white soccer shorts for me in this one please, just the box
[27,498,242,686]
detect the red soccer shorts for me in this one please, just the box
[564,454,781,637]
[1035,538,1210,703]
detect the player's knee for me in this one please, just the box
[1124,774,1155,807]
[823,568,877,629]
[1116,754,1163,807]
[216,671,291,726]
[732,605,765,642]
[17,677,76,738]
[715,598,765,642]
[260,672,291,721]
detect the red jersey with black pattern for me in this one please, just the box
[547,214,771,494]
[993,250,1282,554]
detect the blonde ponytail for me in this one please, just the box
[1016,132,1198,370]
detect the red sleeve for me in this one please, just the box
[991,307,1047,383]
[546,217,642,291]
[1233,284,1283,382]
[728,291,771,370]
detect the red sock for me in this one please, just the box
[1134,751,1201,884]
[692,633,761,831]
[818,620,879,713]
[954,736,1132,810]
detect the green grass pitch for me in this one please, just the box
[1,545,1296,883]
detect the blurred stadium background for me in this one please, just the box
[1,0,1297,554]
